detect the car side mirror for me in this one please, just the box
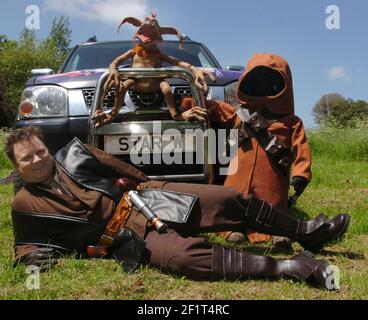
[31,68,55,77]
[226,65,244,72]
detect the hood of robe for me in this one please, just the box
[236,53,294,115]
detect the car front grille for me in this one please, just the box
[173,86,192,106]
[83,86,207,110]
[128,90,164,107]
[83,88,116,110]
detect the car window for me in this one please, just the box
[70,54,79,70]
[63,43,133,72]
[62,42,219,72]
[158,42,215,67]
[198,51,213,68]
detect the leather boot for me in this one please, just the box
[211,246,339,290]
[241,195,350,252]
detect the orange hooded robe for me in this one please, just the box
[184,53,312,242]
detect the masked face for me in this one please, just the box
[239,66,285,98]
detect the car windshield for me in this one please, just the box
[62,41,221,72]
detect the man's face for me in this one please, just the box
[13,137,54,184]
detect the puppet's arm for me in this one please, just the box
[92,50,136,127]
[291,115,312,182]
[160,54,216,92]
[290,115,312,200]
[104,49,135,93]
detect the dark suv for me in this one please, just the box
[15,39,242,189]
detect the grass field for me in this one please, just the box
[0,126,367,300]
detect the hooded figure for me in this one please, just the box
[182,53,312,243]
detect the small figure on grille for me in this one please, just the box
[92,11,215,127]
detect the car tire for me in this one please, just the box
[13,172,24,194]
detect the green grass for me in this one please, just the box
[0,128,12,169]
[308,121,368,161]
[1,128,368,300]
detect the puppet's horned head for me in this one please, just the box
[118,11,183,47]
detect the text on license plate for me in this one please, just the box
[104,134,197,155]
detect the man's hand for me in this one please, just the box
[290,176,309,197]
[176,106,208,122]
[19,248,58,272]
[190,67,216,92]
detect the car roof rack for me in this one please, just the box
[182,35,192,41]
[86,35,97,43]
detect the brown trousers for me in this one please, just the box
[134,181,251,280]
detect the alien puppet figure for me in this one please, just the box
[92,11,215,127]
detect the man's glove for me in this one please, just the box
[19,247,59,272]
[290,176,309,197]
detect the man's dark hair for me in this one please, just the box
[5,126,45,163]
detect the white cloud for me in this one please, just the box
[43,0,149,25]
[327,66,349,80]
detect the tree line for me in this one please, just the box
[0,17,367,129]
[312,93,368,128]
[0,17,72,127]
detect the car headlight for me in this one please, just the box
[224,81,240,106]
[18,86,68,118]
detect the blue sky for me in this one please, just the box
[1,0,367,127]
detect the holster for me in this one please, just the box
[86,193,146,273]
[88,188,198,272]
[98,192,133,246]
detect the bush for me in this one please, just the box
[0,18,72,127]
[312,93,368,128]
[0,128,12,169]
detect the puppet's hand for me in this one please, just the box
[176,106,208,122]
[104,69,121,93]
[190,67,216,92]
[19,247,58,272]
[92,109,118,128]
[98,69,122,112]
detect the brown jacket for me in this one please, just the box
[12,145,149,261]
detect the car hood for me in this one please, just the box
[26,68,241,89]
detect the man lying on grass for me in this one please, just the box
[5,127,350,290]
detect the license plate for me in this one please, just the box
[104,134,197,155]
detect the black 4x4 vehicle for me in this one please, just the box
[15,39,242,190]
